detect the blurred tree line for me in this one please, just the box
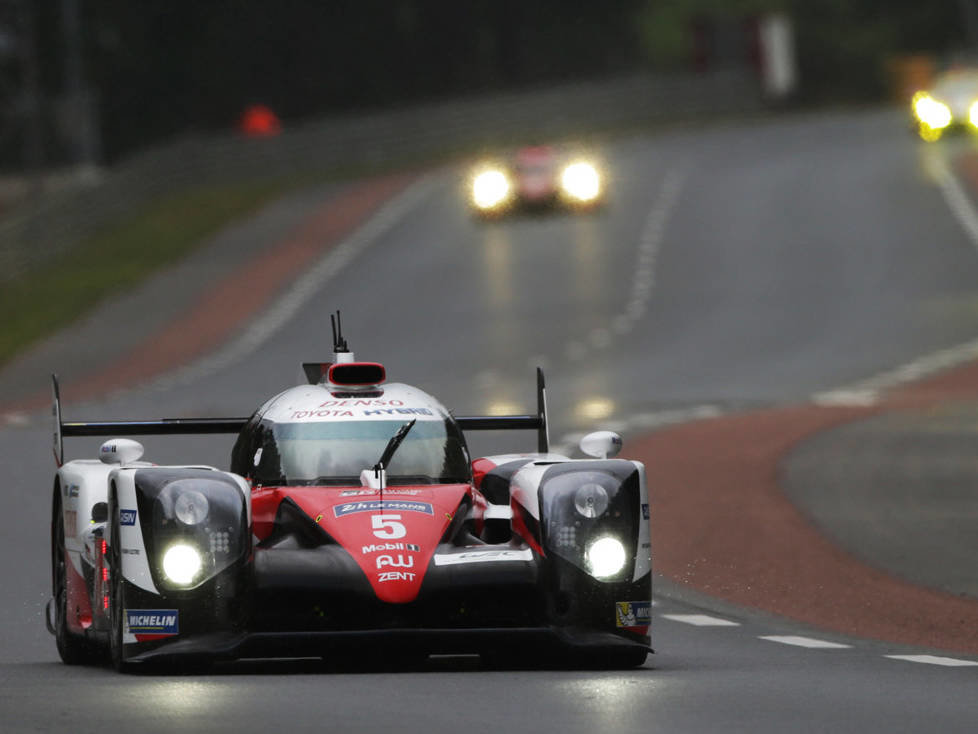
[7,0,978,167]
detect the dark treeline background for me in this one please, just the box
[9,0,978,167]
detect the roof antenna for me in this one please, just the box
[330,310,354,364]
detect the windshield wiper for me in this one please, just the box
[374,419,416,474]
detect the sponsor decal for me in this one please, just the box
[340,488,422,497]
[334,501,433,518]
[433,548,533,566]
[64,510,77,537]
[291,409,354,419]
[615,601,652,629]
[376,554,414,569]
[125,609,179,635]
[378,571,416,583]
[122,548,141,555]
[641,542,651,550]
[65,484,79,498]
[362,542,420,554]
[641,503,650,520]
[362,407,433,417]
[318,399,404,408]
[289,403,434,421]
[119,509,137,526]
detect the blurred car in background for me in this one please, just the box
[911,69,978,141]
[469,145,605,216]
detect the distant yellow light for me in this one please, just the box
[486,400,521,416]
[912,93,952,130]
[560,162,601,202]
[575,397,615,422]
[472,169,510,210]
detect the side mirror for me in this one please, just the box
[579,431,623,459]
[99,438,145,465]
[91,502,108,524]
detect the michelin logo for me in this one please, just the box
[125,609,179,635]
[615,601,651,628]
[334,501,433,518]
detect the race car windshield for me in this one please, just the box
[253,419,471,485]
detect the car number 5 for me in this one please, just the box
[372,514,406,539]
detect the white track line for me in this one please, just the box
[661,614,740,627]
[811,152,978,407]
[930,150,978,247]
[564,168,686,362]
[147,176,438,391]
[884,654,978,667]
[759,635,852,649]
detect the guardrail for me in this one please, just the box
[0,69,760,283]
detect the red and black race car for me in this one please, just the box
[468,145,605,215]
[48,314,651,671]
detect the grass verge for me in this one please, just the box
[0,178,298,369]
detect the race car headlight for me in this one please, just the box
[574,482,609,519]
[472,169,511,209]
[586,537,626,579]
[174,490,209,526]
[560,161,601,202]
[539,464,641,580]
[913,94,952,129]
[969,101,978,128]
[134,469,248,591]
[162,544,202,586]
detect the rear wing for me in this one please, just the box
[454,367,549,453]
[51,375,248,466]
[51,368,549,466]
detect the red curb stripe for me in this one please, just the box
[6,172,416,414]
[632,362,978,655]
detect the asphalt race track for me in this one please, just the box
[1,109,977,733]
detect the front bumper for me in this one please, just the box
[125,624,650,664]
[119,543,651,665]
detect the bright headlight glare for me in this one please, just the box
[174,490,209,525]
[574,482,610,519]
[472,169,510,209]
[560,161,601,201]
[162,544,202,585]
[586,536,626,578]
[914,95,951,129]
[969,101,978,128]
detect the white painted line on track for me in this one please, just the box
[759,635,852,649]
[661,614,740,627]
[930,150,978,248]
[145,176,439,391]
[884,654,978,667]
[811,338,978,407]
[808,153,978,407]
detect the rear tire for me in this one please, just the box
[108,494,132,673]
[53,501,99,665]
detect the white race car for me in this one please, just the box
[48,313,651,671]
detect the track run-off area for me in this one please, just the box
[1,108,976,733]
